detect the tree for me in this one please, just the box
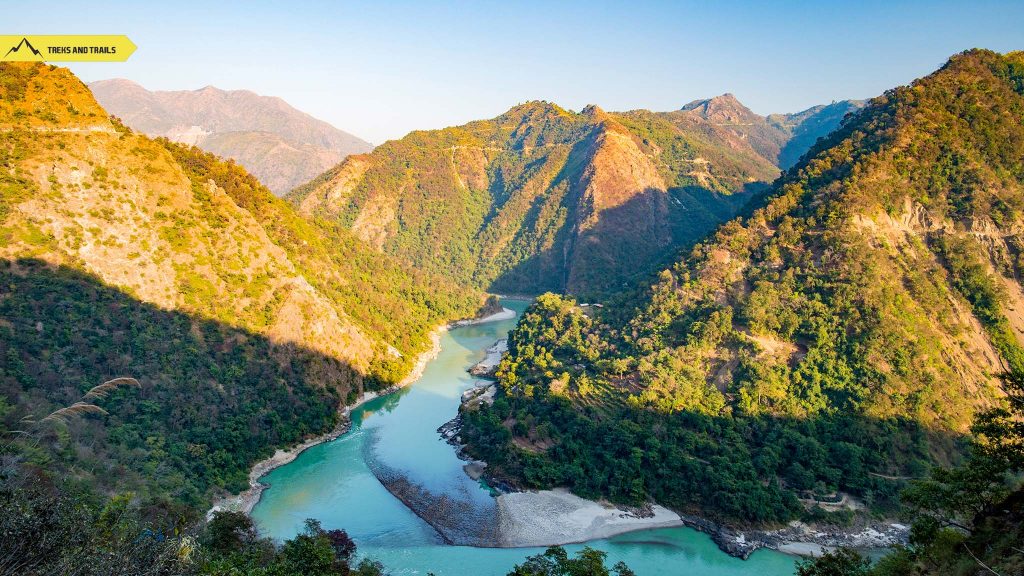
[325,527,357,563]
[795,549,871,576]
[805,370,1024,575]
[205,510,259,554]
[901,370,1024,542]
[972,369,1024,469]
[280,519,350,575]
[506,546,634,576]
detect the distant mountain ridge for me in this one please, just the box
[292,94,863,298]
[682,93,865,168]
[89,79,373,194]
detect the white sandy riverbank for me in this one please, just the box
[454,307,515,326]
[776,542,829,556]
[496,488,684,547]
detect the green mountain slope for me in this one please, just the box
[0,62,479,505]
[293,92,863,300]
[290,101,783,298]
[460,49,1024,524]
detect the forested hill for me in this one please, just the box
[290,94,855,299]
[460,49,1024,524]
[0,62,479,506]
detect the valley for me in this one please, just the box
[1,32,1023,576]
[248,300,798,575]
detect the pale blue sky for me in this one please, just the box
[6,0,1023,143]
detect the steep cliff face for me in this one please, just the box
[564,110,672,293]
[89,78,373,194]
[292,99,786,297]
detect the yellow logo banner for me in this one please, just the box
[0,35,136,62]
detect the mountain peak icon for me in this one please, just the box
[4,37,43,60]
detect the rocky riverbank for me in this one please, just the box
[364,433,501,546]
[678,514,909,559]
[468,338,507,378]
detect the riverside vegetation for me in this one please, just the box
[0,61,634,576]
[797,370,1024,575]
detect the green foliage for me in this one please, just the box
[506,546,634,576]
[615,110,778,192]
[795,549,872,576]
[972,370,1024,469]
[161,140,480,384]
[901,449,1010,534]
[205,510,261,554]
[932,234,1024,372]
[463,296,928,522]
[0,260,345,505]
[796,370,1024,576]
[0,61,39,101]
[0,465,194,575]
[0,463,387,576]
[200,513,388,576]
[0,130,37,228]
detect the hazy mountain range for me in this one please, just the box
[89,79,374,194]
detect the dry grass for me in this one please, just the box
[19,377,142,427]
[82,377,141,400]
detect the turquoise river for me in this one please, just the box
[250,299,797,575]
